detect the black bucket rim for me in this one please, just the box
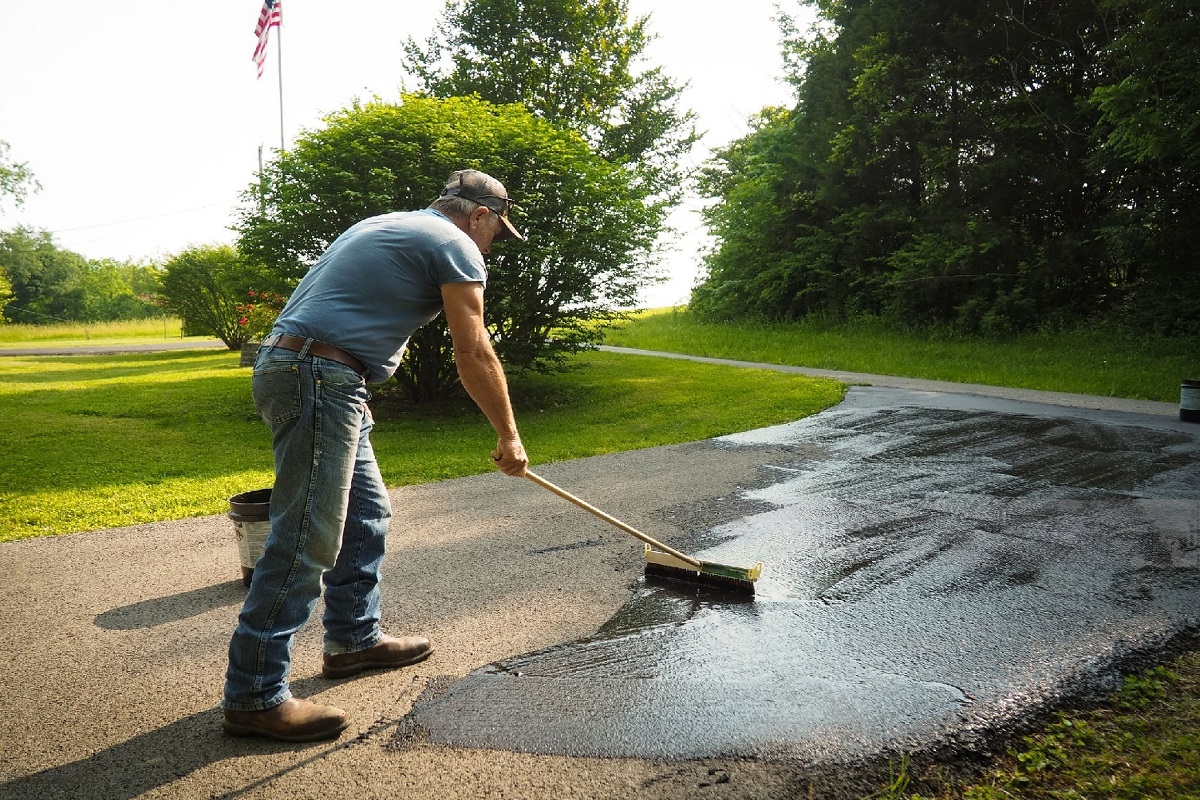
[229,487,272,517]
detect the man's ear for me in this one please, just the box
[469,206,491,229]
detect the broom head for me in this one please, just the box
[642,545,762,595]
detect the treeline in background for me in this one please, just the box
[0,228,162,326]
[3,0,1197,348]
[693,0,1198,336]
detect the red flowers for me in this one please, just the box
[237,291,288,340]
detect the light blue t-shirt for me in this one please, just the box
[271,209,487,384]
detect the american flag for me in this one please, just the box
[252,0,282,79]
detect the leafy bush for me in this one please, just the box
[235,290,287,342]
[158,245,273,349]
[236,94,666,401]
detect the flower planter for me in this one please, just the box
[239,342,260,367]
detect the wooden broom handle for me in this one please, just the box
[525,471,703,568]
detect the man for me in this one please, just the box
[222,169,529,743]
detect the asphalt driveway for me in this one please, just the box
[1,379,1196,799]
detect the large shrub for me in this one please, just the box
[158,245,273,349]
[235,94,664,401]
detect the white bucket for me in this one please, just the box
[1182,379,1200,423]
[228,488,272,587]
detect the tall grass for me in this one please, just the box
[0,317,201,346]
[606,309,1199,403]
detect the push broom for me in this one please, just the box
[525,471,762,594]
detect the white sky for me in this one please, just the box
[0,1,807,306]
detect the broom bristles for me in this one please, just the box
[642,546,761,595]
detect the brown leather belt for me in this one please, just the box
[265,333,367,377]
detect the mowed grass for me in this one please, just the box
[3,310,1194,541]
[0,348,843,541]
[0,350,271,539]
[604,309,1199,402]
[902,652,1200,800]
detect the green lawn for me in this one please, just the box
[3,309,1196,540]
[0,347,843,541]
[902,656,1200,800]
[605,309,1199,403]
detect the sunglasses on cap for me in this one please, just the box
[471,194,517,218]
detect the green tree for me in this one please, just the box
[235,95,662,402]
[0,141,39,213]
[0,229,165,324]
[122,260,166,308]
[402,0,697,195]
[0,267,13,319]
[1089,0,1200,334]
[0,227,88,323]
[77,259,161,322]
[693,0,1195,335]
[158,245,270,349]
[692,107,814,320]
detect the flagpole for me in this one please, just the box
[276,14,285,152]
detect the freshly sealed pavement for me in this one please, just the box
[1,371,1197,799]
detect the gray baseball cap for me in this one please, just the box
[439,169,524,242]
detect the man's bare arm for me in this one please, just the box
[441,281,528,476]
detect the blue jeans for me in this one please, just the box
[224,341,392,711]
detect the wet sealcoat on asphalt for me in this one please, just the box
[400,389,1200,765]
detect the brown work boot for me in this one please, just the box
[322,634,433,679]
[223,698,350,743]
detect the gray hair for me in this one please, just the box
[428,194,480,219]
